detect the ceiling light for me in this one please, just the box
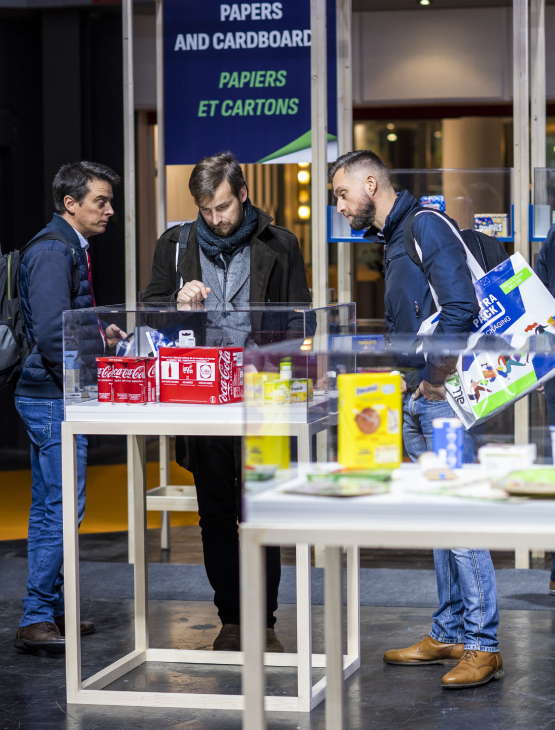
[386,132,398,142]
[386,122,395,130]
[419,0,431,5]
[298,161,310,168]
[297,170,310,184]
[434,130,442,139]
[298,205,311,220]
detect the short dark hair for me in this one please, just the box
[329,150,390,183]
[189,152,247,202]
[52,161,120,213]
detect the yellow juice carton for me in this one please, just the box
[290,378,314,403]
[263,379,291,405]
[245,435,291,469]
[338,372,402,469]
[245,371,280,402]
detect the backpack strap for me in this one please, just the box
[460,229,488,272]
[21,232,79,268]
[403,207,485,282]
[175,220,194,290]
[20,233,81,301]
[403,209,424,270]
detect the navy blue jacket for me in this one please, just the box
[15,214,102,398]
[535,224,555,295]
[381,191,478,386]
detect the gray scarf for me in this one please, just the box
[196,199,258,266]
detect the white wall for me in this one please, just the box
[353,6,555,105]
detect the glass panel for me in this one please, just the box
[532,168,555,240]
[242,333,555,516]
[62,303,356,413]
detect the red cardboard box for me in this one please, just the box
[158,347,244,404]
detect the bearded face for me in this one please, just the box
[348,194,376,230]
[333,167,378,231]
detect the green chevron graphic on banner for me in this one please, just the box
[257,130,337,163]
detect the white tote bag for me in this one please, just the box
[409,210,555,428]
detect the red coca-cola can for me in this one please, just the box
[111,357,128,405]
[146,358,157,403]
[120,356,147,405]
[96,356,113,404]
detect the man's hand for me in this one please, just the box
[413,379,446,401]
[105,323,128,348]
[177,280,211,306]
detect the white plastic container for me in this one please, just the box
[478,443,536,473]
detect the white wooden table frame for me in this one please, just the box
[240,469,555,729]
[61,399,360,710]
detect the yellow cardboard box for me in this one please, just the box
[244,371,280,402]
[338,372,402,469]
[290,378,314,403]
[245,435,291,470]
[263,379,291,405]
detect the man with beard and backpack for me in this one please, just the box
[330,149,503,690]
[143,152,311,652]
[14,161,126,655]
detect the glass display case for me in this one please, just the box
[62,302,356,414]
[329,168,513,243]
[532,167,555,241]
[242,331,555,508]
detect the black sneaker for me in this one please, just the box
[265,628,284,653]
[213,623,241,651]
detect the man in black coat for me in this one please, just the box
[143,152,311,651]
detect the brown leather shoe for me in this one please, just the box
[383,635,464,666]
[549,580,555,595]
[441,650,504,689]
[15,622,65,655]
[54,615,96,637]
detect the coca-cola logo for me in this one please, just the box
[219,350,233,402]
[98,365,114,379]
[100,365,145,380]
[147,361,156,378]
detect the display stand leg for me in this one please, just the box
[159,435,171,551]
[62,424,82,703]
[324,546,344,729]
[515,548,530,569]
[127,436,136,565]
[296,544,313,711]
[314,432,327,568]
[241,528,266,730]
[346,546,360,662]
[129,435,148,651]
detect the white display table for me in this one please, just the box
[240,464,555,730]
[61,397,358,710]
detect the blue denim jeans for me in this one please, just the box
[430,549,499,651]
[402,393,475,463]
[403,393,499,651]
[15,397,87,627]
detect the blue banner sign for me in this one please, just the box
[164,0,337,164]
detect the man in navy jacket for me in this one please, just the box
[331,150,503,689]
[534,223,555,594]
[14,161,124,655]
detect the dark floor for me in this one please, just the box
[2,529,555,730]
